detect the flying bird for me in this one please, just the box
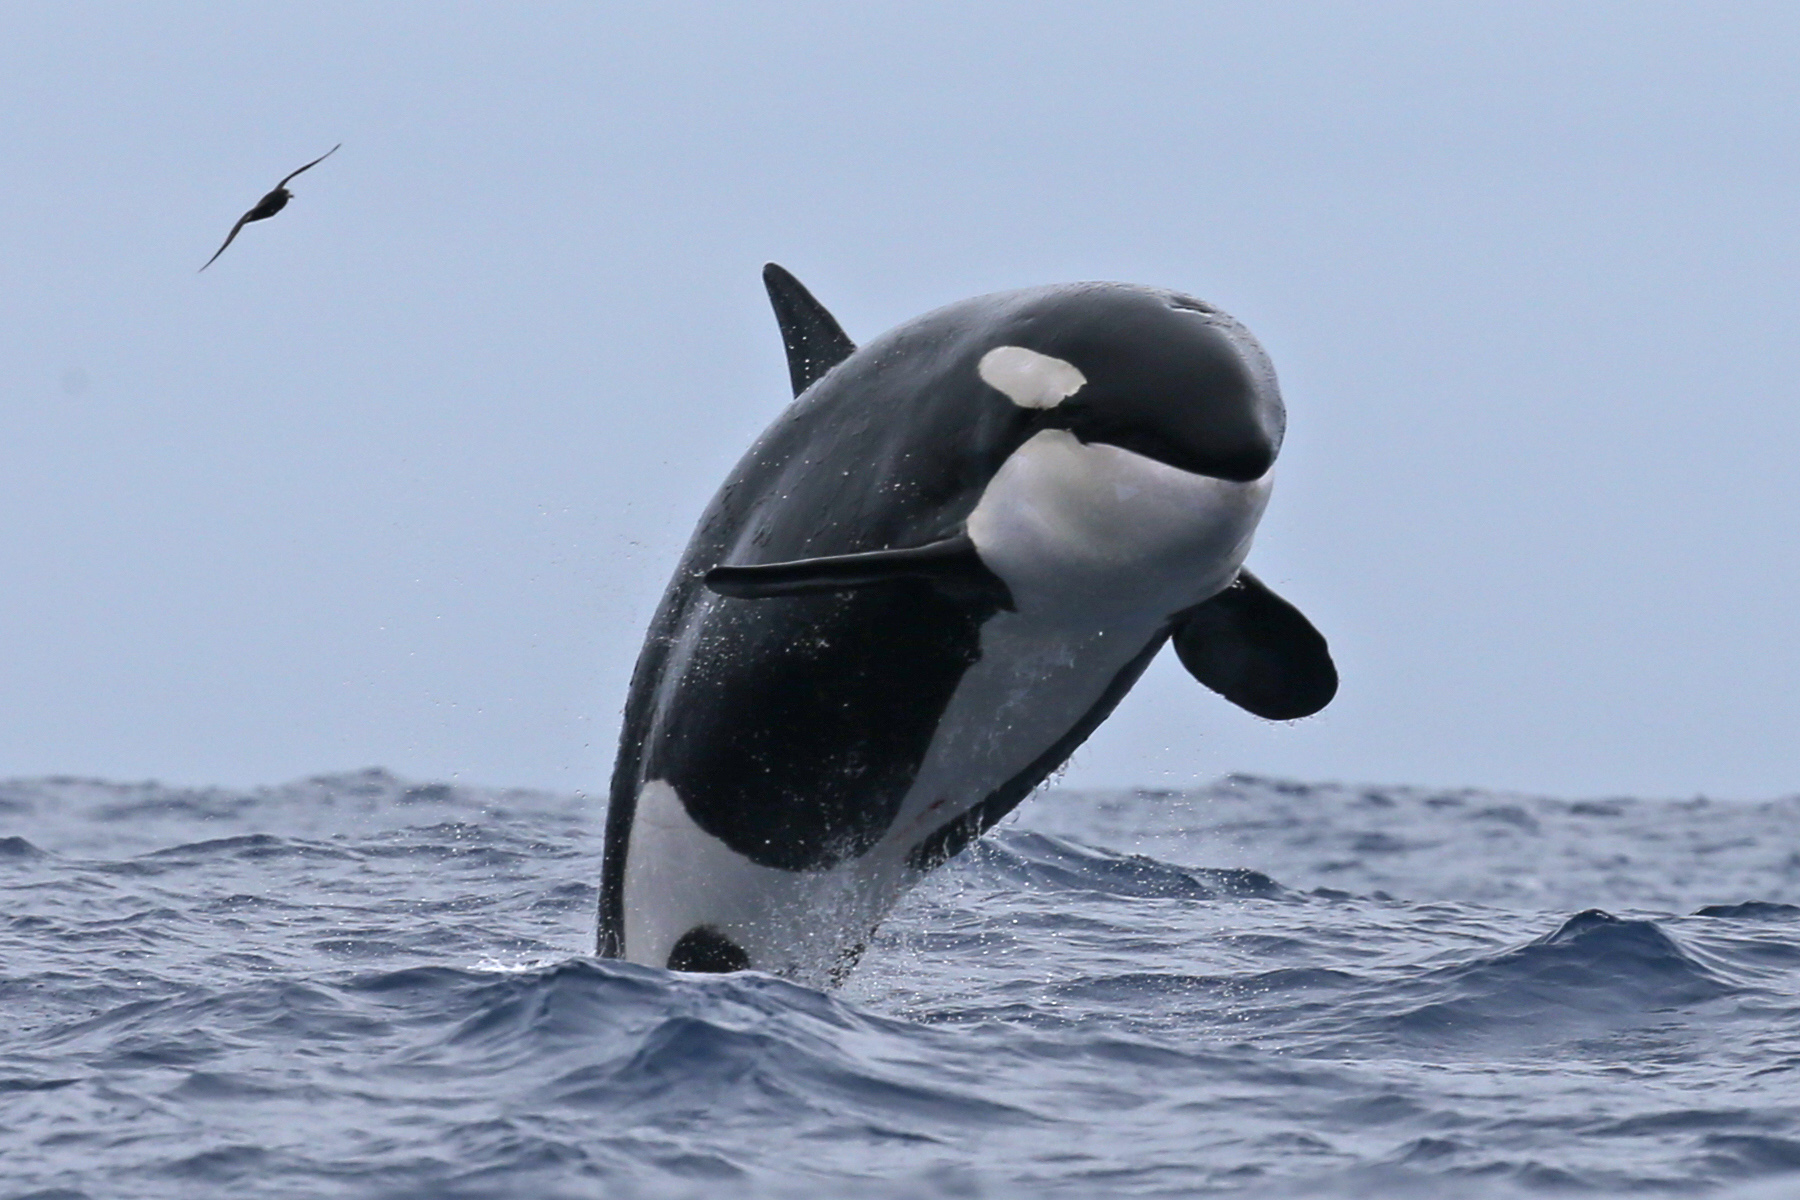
[199,144,341,272]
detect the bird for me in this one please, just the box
[199,144,341,272]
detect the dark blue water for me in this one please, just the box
[4,771,1800,1198]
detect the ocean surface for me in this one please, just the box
[4,770,1800,1199]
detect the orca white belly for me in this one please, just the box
[880,429,1271,857]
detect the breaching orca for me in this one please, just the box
[597,265,1336,985]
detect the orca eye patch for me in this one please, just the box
[978,345,1087,409]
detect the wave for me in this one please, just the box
[10,958,1042,1196]
[8,771,1800,1197]
[968,829,1286,900]
[1695,901,1800,920]
[1373,909,1737,1048]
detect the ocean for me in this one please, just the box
[3,769,1800,1198]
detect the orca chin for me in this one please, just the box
[1038,401,1277,482]
[595,266,1335,985]
[1070,426,1276,484]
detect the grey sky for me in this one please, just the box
[3,3,1797,799]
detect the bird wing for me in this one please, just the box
[198,212,252,272]
[276,143,341,189]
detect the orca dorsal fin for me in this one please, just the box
[1172,570,1337,720]
[705,532,1013,609]
[763,262,857,397]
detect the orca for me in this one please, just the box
[597,265,1336,985]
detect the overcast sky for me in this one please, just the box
[3,3,1798,800]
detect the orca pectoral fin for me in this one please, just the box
[705,532,1013,608]
[1173,570,1337,720]
[763,263,857,397]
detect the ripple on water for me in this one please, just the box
[2,774,1800,1198]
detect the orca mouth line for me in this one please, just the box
[1029,410,1275,484]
